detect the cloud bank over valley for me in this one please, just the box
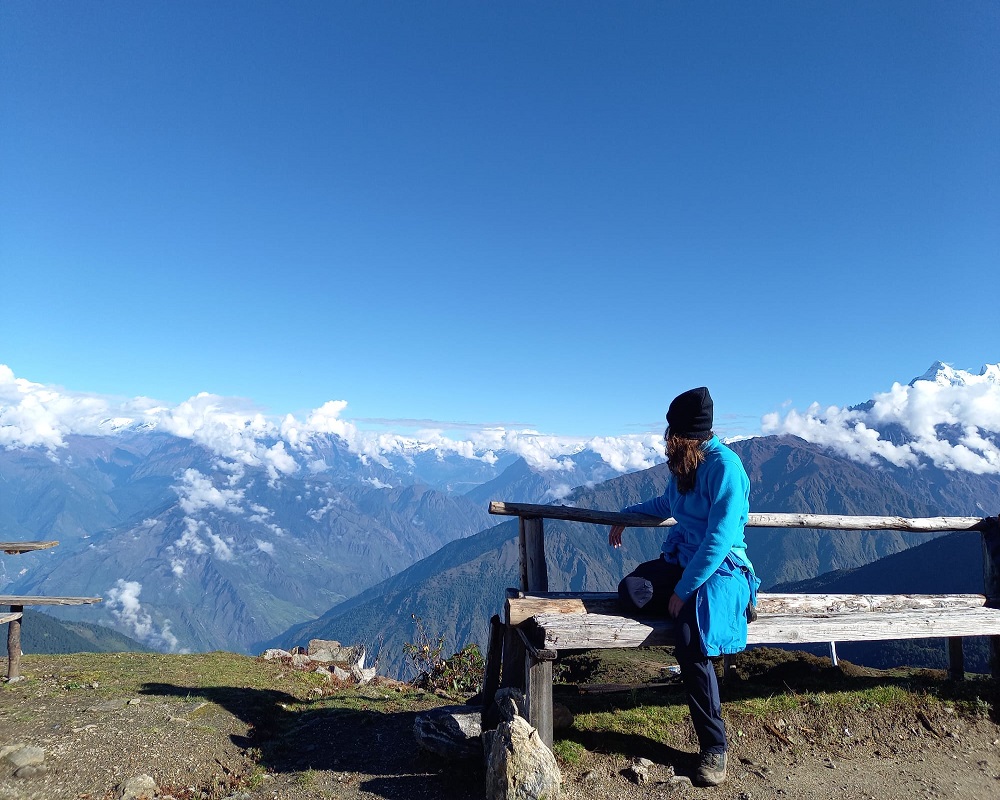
[763,362,1000,475]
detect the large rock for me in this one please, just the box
[485,715,561,800]
[413,704,483,759]
[308,639,366,668]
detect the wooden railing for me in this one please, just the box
[486,502,1000,748]
[488,501,1000,670]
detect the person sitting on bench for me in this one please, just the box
[609,386,760,787]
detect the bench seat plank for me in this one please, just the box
[508,592,990,627]
[531,605,1000,650]
[0,596,102,606]
[0,542,58,554]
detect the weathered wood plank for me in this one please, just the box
[507,592,989,627]
[0,613,22,625]
[524,653,553,749]
[533,606,1000,650]
[481,614,505,714]
[0,596,103,606]
[521,517,547,592]
[0,541,58,554]
[488,501,985,533]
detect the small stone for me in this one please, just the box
[552,703,574,731]
[332,665,351,681]
[14,764,47,779]
[0,744,27,761]
[6,746,45,768]
[120,774,159,799]
[168,716,191,726]
[623,761,649,785]
[580,769,600,782]
[127,698,141,706]
[90,699,128,712]
[290,654,312,668]
[670,775,693,787]
[261,649,291,660]
[634,757,654,768]
[350,665,376,685]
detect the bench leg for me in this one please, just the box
[500,624,525,690]
[481,615,504,715]
[7,605,22,681]
[524,652,553,749]
[947,637,965,681]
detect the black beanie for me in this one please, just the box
[666,387,713,439]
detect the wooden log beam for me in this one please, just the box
[0,596,102,606]
[507,592,989,627]
[489,501,985,533]
[531,606,1000,650]
[0,542,58,554]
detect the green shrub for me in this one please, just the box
[402,615,484,693]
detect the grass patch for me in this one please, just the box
[552,739,586,766]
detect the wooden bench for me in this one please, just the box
[0,541,103,680]
[485,502,1000,748]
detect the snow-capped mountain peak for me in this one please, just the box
[912,361,1000,388]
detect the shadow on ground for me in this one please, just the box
[141,682,483,800]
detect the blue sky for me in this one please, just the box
[2,1,997,439]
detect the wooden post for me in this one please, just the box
[501,589,525,690]
[947,637,965,681]
[520,516,548,593]
[525,652,554,749]
[481,614,505,716]
[6,605,22,681]
[518,518,529,591]
[828,641,839,667]
[982,516,1000,677]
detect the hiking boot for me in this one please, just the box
[695,751,727,786]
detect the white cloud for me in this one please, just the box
[105,579,180,651]
[763,364,1000,474]
[175,517,209,555]
[256,540,275,555]
[174,469,245,515]
[0,364,668,480]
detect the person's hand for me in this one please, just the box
[608,525,625,548]
[668,592,684,618]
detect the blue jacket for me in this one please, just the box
[623,436,759,655]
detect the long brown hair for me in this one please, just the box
[666,431,710,494]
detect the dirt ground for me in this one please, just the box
[0,652,998,800]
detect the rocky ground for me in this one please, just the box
[0,650,998,799]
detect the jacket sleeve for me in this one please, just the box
[622,490,672,520]
[673,459,749,601]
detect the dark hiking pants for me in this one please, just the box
[674,594,727,754]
